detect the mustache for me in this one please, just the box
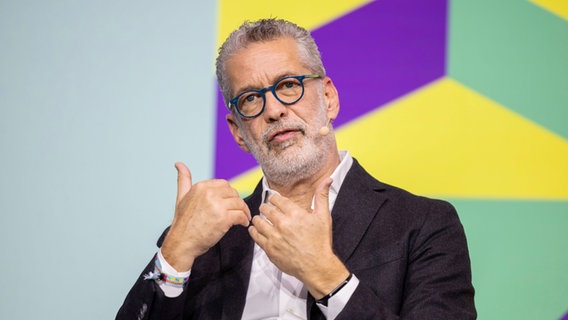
[262,120,307,144]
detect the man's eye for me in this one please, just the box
[240,92,261,106]
[284,81,295,88]
[247,94,258,102]
[280,80,300,89]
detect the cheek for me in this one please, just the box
[241,124,263,143]
[303,101,328,128]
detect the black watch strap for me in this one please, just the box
[315,273,353,306]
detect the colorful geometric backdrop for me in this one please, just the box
[213,1,567,319]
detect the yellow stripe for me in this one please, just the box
[530,0,568,20]
[217,0,373,46]
[336,77,568,199]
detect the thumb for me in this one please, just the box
[313,177,333,215]
[175,162,192,206]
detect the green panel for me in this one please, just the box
[451,199,568,319]
[448,0,568,138]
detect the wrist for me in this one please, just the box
[160,241,196,272]
[305,257,350,300]
[143,255,190,289]
[315,272,353,306]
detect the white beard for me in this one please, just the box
[240,109,332,186]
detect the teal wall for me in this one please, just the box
[0,1,217,318]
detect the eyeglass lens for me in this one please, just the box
[237,76,304,117]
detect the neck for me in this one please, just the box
[266,149,340,210]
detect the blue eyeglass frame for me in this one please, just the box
[227,74,321,119]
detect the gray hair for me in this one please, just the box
[215,18,326,108]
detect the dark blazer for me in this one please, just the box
[117,159,476,319]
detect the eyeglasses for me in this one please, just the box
[227,74,321,119]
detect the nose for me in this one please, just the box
[262,91,288,122]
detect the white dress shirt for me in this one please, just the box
[157,151,359,319]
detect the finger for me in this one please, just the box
[228,209,252,227]
[215,185,241,199]
[225,199,251,226]
[259,203,281,224]
[248,224,267,249]
[266,193,295,215]
[175,162,192,206]
[251,214,273,236]
[223,197,251,221]
[242,201,252,221]
[314,177,333,215]
[194,180,241,200]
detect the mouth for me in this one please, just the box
[268,128,303,143]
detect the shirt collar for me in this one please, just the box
[261,150,353,211]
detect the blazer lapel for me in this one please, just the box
[307,159,387,319]
[219,182,263,320]
[331,159,387,263]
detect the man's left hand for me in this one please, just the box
[248,178,350,299]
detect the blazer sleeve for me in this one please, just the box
[116,227,188,320]
[335,200,476,320]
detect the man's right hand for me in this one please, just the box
[160,162,251,272]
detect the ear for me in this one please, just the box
[226,113,251,153]
[322,77,340,121]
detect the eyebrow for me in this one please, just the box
[232,72,296,97]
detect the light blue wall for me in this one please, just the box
[0,1,217,318]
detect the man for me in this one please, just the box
[117,18,476,319]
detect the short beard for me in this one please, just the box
[241,116,332,186]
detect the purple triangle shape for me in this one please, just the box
[214,0,447,180]
[312,0,447,127]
